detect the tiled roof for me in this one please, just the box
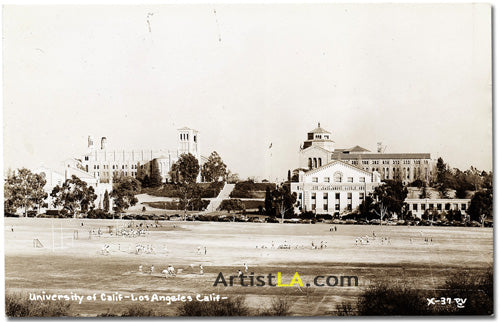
[349,145,371,152]
[333,152,431,159]
[308,123,331,134]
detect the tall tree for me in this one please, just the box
[170,153,200,184]
[271,185,297,221]
[170,153,201,218]
[373,180,408,218]
[149,159,163,187]
[4,168,48,216]
[264,187,273,216]
[358,196,375,218]
[436,157,447,183]
[201,151,227,182]
[51,175,97,218]
[103,190,110,213]
[110,176,141,213]
[31,173,48,214]
[467,189,493,222]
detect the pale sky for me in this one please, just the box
[3,4,492,181]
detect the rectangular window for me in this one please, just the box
[347,193,352,200]
[347,177,353,182]
[413,204,418,211]
[461,204,466,210]
[359,177,365,183]
[437,204,442,211]
[335,193,340,200]
[323,193,328,200]
[324,177,330,183]
[347,204,352,211]
[311,193,316,200]
[323,204,328,210]
[335,204,340,211]
[312,204,316,210]
[312,177,318,183]
[421,204,426,211]
[298,193,302,199]
[359,192,364,200]
[445,203,450,210]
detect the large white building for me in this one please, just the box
[299,123,436,184]
[291,161,382,215]
[292,123,441,216]
[80,127,206,183]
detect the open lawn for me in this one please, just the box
[4,218,493,316]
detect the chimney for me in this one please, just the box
[101,137,107,150]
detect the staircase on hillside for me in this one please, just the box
[204,183,235,213]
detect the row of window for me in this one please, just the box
[411,203,467,211]
[310,192,365,200]
[311,204,352,211]
[347,159,429,165]
[308,158,323,169]
[312,176,366,183]
[94,171,138,177]
[92,164,140,170]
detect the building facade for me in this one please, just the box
[299,124,436,184]
[80,127,205,183]
[404,198,471,219]
[291,161,382,215]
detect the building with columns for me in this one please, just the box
[291,161,382,215]
[299,123,436,184]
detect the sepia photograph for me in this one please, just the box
[2,3,493,317]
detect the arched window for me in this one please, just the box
[318,158,322,167]
[308,158,312,170]
[314,158,317,168]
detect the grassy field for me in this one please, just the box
[4,218,493,316]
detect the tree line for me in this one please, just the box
[4,151,230,217]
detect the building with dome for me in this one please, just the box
[299,123,435,184]
[292,123,437,216]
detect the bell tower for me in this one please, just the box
[177,127,200,160]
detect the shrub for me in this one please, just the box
[352,268,493,316]
[121,304,157,317]
[439,268,493,315]
[177,296,249,316]
[6,293,71,317]
[260,297,291,316]
[357,283,430,315]
[87,209,111,219]
[335,302,357,316]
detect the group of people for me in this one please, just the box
[311,241,328,249]
[138,263,204,277]
[237,263,249,277]
[135,243,155,254]
[197,246,207,255]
